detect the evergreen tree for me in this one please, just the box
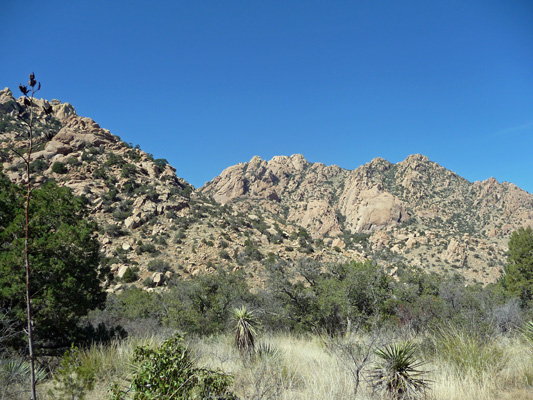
[0,174,108,352]
[502,226,533,305]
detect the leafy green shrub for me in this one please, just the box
[67,156,81,166]
[136,242,158,255]
[93,167,107,180]
[52,161,67,174]
[108,334,236,399]
[121,163,137,179]
[173,230,186,244]
[30,159,47,173]
[103,224,124,238]
[154,158,168,169]
[122,267,138,283]
[147,259,170,273]
[105,153,125,167]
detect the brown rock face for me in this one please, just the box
[201,152,533,283]
[343,188,407,233]
[51,116,116,149]
[202,154,345,237]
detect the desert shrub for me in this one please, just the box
[120,163,137,178]
[52,161,67,174]
[160,269,252,335]
[265,259,392,333]
[173,230,186,244]
[93,167,107,180]
[105,153,125,167]
[122,180,139,196]
[103,224,125,238]
[147,259,170,273]
[108,288,159,321]
[136,242,158,255]
[29,159,47,173]
[154,158,168,169]
[122,267,138,283]
[112,200,133,221]
[108,334,236,399]
[67,156,81,166]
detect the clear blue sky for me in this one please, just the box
[1,1,532,193]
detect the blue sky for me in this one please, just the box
[1,1,532,193]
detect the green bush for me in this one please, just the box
[154,158,168,169]
[147,259,170,273]
[52,161,67,174]
[108,334,236,399]
[136,242,158,255]
[30,159,47,173]
[122,267,138,283]
[121,163,137,179]
[67,156,81,166]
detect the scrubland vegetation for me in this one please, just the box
[4,323,533,399]
[3,248,533,399]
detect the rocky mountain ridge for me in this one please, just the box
[1,87,532,288]
[201,153,533,283]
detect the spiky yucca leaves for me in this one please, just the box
[233,306,258,357]
[369,341,429,399]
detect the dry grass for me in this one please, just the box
[9,330,531,400]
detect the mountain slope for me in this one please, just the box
[2,87,532,287]
[201,153,533,283]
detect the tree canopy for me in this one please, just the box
[0,173,108,352]
[502,226,533,306]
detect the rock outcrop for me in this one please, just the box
[2,86,532,287]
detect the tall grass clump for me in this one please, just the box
[428,326,508,379]
[520,320,533,346]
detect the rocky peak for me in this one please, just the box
[0,88,18,115]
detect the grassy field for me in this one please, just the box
[6,327,532,400]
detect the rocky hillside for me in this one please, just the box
[201,153,533,283]
[0,88,347,293]
[2,87,532,289]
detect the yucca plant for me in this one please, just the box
[233,306,258,357]
[369,341,429,399]
[0,358,47,399]
[253,342,282,362]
